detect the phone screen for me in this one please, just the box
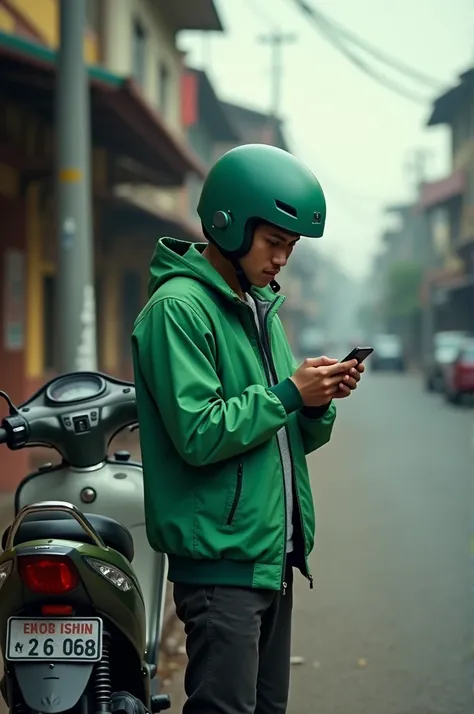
[342,347,374,364]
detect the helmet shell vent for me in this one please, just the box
[275,200,298,219]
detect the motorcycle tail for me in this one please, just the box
[3,669,171,713]
[4,661,95,714]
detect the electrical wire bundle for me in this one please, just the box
[287,0,446,104]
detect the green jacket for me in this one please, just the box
[132,238,336,590]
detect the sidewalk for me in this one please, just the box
[157,589,186,712]
[162,657,186,714]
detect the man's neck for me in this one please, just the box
[202,245,245,299]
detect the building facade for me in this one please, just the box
[0,0,223,490]
[419,68,474,337]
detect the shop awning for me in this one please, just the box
[102,194,203,244]
[0,30,206,186]
[160,0,223,31]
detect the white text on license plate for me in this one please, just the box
[6,618,103,662]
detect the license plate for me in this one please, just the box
[6,617,103,662]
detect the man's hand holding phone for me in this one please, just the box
[291,356,364,407]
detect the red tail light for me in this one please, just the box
[19,556,79,595]
[41,604,74,616]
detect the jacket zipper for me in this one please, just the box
[226,462,243,525]
[261,303,289,594]
[262,304,313,591]
[245,298,288,593]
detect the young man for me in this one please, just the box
[132,144,364,714]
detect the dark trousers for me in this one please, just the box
[173,563,293,714]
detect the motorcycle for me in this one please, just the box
[0,372,170,713]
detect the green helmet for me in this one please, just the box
[197,143,326,257]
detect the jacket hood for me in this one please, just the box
[147,237,276,303]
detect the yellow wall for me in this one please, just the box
[0,166,45,381]
[4,0,99,63]
[9,0,55,44]
[0,100,150,382]
[101,265,119,374]
[25,182,44,378]
[98,234,151,374]
[4,175,149,379]
[0,92,120,377]
[0,103,46,378]
[22,144,117,376]
[84,30,98,64]
[0,5,14,32]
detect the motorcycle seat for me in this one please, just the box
[1,511,135,562]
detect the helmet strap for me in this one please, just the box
[231,259,280,295]
[230,257,252,294]
[201,222,281,295]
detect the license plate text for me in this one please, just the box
[6,618,102,662]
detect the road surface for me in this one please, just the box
[289,372,473,714]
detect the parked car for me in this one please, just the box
[424,330,468,392]
[371,334,405,371]
[443,337,474,404]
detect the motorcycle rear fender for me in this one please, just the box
[13,661,94,713]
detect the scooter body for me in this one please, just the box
[0,372,171,713]
[0,501,151,714]
[15,461,168,664]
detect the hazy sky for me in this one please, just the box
[179,0,473,279]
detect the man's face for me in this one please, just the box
[240,222,300,288]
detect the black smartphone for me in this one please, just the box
[341,346,374,364]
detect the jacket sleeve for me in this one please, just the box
[134,297,304,467]
[290,355,337,455]
[296,401,337,455]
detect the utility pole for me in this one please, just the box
[56,0,97,373]
[258,31,296,143]
[404,148,432,196]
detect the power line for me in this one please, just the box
[403,148,433,194]
[287,0,436,104]
[292,0,444,90]
[310,19,429,104]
